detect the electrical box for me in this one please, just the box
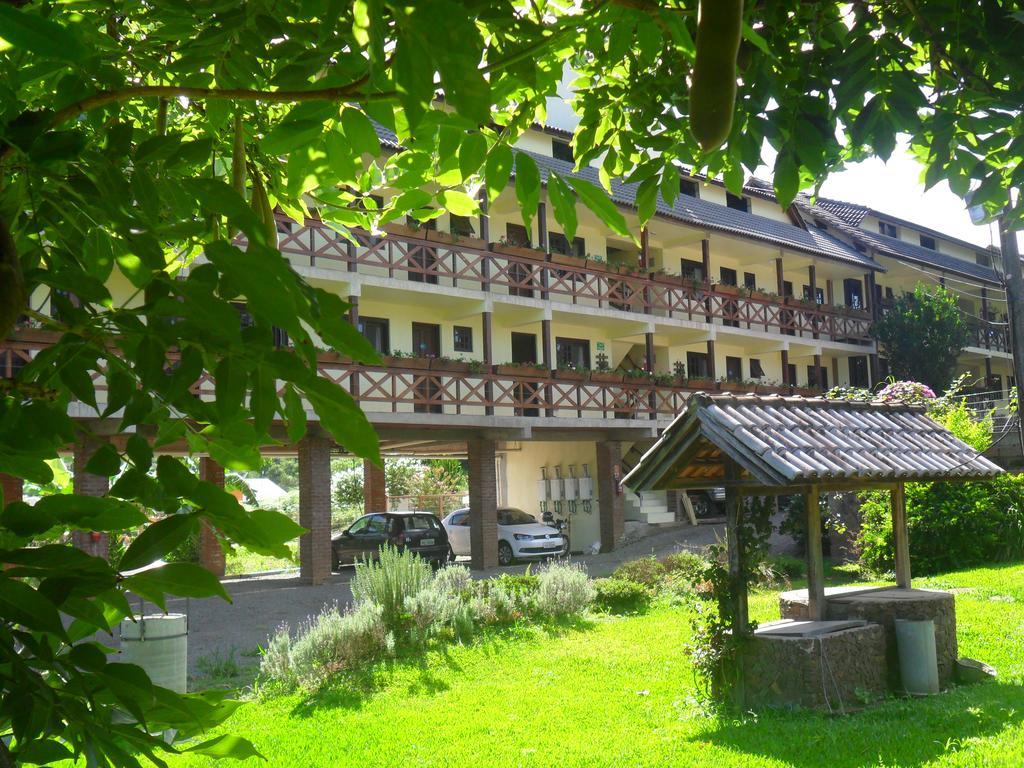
[549,477,564,500]
[577,477,593,500]
[536,478,550,501]
[563,477,578,500]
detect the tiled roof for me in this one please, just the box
[623,393,1003,491]
[815,198,872,226]
[524,153,881,270]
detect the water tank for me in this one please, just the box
[894,618,940,695]
[120,614,188,693]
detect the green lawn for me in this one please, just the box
[173,562,1024,767]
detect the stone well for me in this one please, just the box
[779,587,957,690]
[741,620,887,712]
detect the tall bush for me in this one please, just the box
[351,545,434,627]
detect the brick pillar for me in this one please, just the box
[0,473,23,507]
[364,458,387,514]
[198,457,226,578]
[72,435,111,560]
[468,438,498,569]
[597,441,624,553]
[298,435,332,585]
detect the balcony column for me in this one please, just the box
[0,473,23,506]
[542,318,554,418]
[702,238,712,322]
[298,433,332,585]
[826,279,834,307]
[364,458,387,514]
[537,202,548,252]
[705,339,716,381]
[781,349,790,386]
[813,353,823,391]
[985,356,994,388]
[72,433,111,560]
[597,441,624,553]
[639,227,650,271]
[775,256,785,295]
[863,272,875,317]
[483,309,494,416]
[468,438,498,569]
[981,288,990,349]
[348,293,361,401]
[831,357,839,389]
[479,192,490,291]
[644,332,655,373]
[198,457,226,578]
[808,265,819,340]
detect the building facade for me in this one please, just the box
[1,124,1012,576]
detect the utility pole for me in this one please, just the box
[998,202,1024,452]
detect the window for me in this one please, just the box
[878,221,898,238]
[555,338,590,370]
[449,511,470,527]
[807,365,828,390]
[719,267,738,286]
[750,359,765,379]
[885,287,894,300]
[686,351,710,378]
[232,302,254,329]
[726,192,749,212]
[843,278,863,309]
[849,356,869,388]
[976,251,992,267]
[549,232,585,257]
[680,178,699,198]
[552,139,574,163]
[272,327,290,348]
[783,280,794,298]
[450,214,475,238]
[453,326,473,352]
[919,234,937,250]
[681,258,705,282]
[347,516,371,534]
[725,356,742,382]
[743,272,757,290]
[359,316,390,354]
[364,515,388,535]
[505,222,530,247]
[802,285,825,304]
[786,363,797,385]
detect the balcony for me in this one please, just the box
[269,219,875,345]
[1,330,819,424]
[966,319,1011,353]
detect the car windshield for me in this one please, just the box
[404,515,439,531]
[498,508,536,526]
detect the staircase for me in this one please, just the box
[621,440,671,523]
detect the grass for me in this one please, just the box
[169,561,1024,767]
[224,542,298,576]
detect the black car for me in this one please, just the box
[331,512,452,570]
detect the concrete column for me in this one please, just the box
[705,339,716,381]
[468,438,498,569]
[73,434,111,560]
[298,434,333,585]
[0,473,23,507]
[363,458,387,514]
[597,441,624,553]
[483,311,494,416]
[199,457,226,578]
[781,349,790,387]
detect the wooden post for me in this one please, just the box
[706,339,716,381]
[680,491,698,526]
[724,461,749,636]
[805,484,825,620]
[891,482,911,588]
[775,256,785,295]
[639,226,650,270]
[537,201,548,252]
[644,332,655,373]
[780,349,790,386]
[483,310,494,416]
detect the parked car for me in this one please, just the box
[331,512,452,570]
[687,488,725,518]
[441,507,568,566]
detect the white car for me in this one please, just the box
[442,507,568,566]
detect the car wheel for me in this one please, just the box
[447,546,456,563]
[331,555,340,572]
[688,493,712,519]
[498,541,514,567]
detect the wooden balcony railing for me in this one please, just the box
[966,319,1011,353]
[265,219,875,345]
[1,332,818,423]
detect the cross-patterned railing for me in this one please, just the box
[270,217,876,344]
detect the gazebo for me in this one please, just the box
[623,393,1002,707]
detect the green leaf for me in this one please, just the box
[185,734,263,761]
[156,455,198,496]
[15,739,75,766]
[119,514,199,572]
[302,378,379,462]
[11,494,147,535]
[282,385,308,444]
[214,356,247,420]
[123,563,231,611]
[340,108,381,157]
[514,153,540,233]
[773,150,800,208]
[546,173,578,242]
[568,178,634,242]
[439,190,478,217]
[636,176,659,227]
[84,443,121,477]
[0,5,86,61]
[0,577,66,635]
[485,145,514,203]
[188,179,268,248]
[263,120,326,157]
[458,133,487,181]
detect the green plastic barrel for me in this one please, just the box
[120,614,188,693]
[894,618,939,695]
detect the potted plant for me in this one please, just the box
[495,361,548,378]
[719,377,746,392]
[650,268,680,286]
[388,350,431,370]
[715,280,740,297]
[652,373,677,386]
[685,376,713,390]
[622,368,651,385]
[431,355,470,373]
[590,368,624,383]
[467,359,486,375]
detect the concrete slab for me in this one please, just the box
[755,619,868,638]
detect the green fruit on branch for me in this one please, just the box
[249,167,277,247]
[0,214,27,342]
[689,0,743,152]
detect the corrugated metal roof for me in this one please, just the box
[524,153,881,270]
[623,393,1003,491]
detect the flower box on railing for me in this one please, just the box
[555,368,589,382]
[685,377,715,391]
[590,370,624,383]
[650,271,681,286]
[383,355,431,370]
[550,252,587,269]
[384,222,426,239]
[495,363,549,378]
[431,358,471,373]
[491,242,545,261]
[792,386,819,397]
[427,230,487,250]
[715,283,741,297]
[719,380,747,392]
[623,373,652,385]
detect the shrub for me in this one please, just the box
[858,473,1024,576]
[405,583,469,644]
[593,578,649,614]
[766,554,806,581]
[661,551,711,585]
[351,545,434,628]
[611,556,665,588]
[433,563,472,597]
[535,561,594,617]
[260,624,293,687]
